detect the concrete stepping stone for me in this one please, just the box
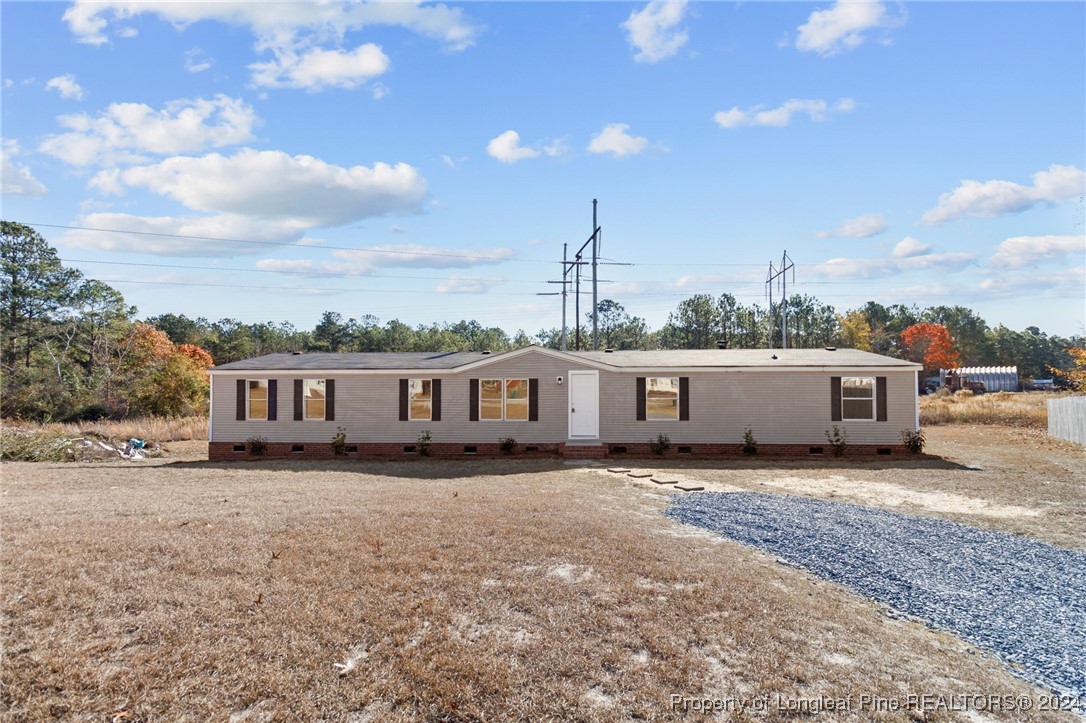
[627,472,654,478]
[651,477,678,485]
[608,467,632,473]
[675,483,705,492]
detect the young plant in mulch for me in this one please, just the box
[825,426,848,457]
[417,429,432,457]
[498,437,518,455]
[331,427,348,456]
[648,433,671,455]
[246,435,268,456]
[900,429,925,454]
[741,427,758,456]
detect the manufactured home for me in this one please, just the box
[207,345,922,460]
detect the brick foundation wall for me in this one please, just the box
[209,441,913,462]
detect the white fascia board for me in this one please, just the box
[208,363,921,377]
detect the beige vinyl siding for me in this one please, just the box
[597,370,915,445]
[210,352,598,444]
[210,351,917,445]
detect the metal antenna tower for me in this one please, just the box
[765,250,795,349]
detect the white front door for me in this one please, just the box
[568,370,599,439]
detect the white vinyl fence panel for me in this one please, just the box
[1047,396,1086,446]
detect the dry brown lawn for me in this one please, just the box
[1,426,1083,721]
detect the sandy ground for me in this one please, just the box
[1,425,1083,720]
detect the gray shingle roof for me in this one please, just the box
[212,351,496,371]
[572,348,920,368]
[211,346,920,372]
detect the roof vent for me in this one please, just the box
[771,354,778,360]
[716,340,726,349]
[825,346,837,351]
[604,348,614,353]
[292,350,303,355]
[481,350,492,355]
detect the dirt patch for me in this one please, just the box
[1,426,1082,720]
[615,425,1085,550]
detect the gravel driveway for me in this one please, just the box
[667,492,1086,703]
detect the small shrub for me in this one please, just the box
[741,427,758,456]
[246,435,268,456]
[331,427,348,456]
[900,429,925,453]
[648,433,671,455]
[498,436,517,455]
[825,426,848,457]
[418,429,432,457]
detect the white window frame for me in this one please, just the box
[841,376,876,421]
[409,379,432,421]
[479,378,529,421]
[646,377,680,421]
[303,379,326,421]
[247,379,269,421]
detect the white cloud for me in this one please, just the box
[543,136,571,158]
[257,244,514,274]
[371,82,390,100]
[487,130,540,164]
[1,139,47,197]
[63,1,479,91]
[714,98,855,129]
[587,123,649,157]
[980,267,1085,295]
[811,248,975,279]
[103,149,427,226]
[622,0,689,63]
[184,48,213,73]
[40,95,258,166]
[815,212,887,239]
[795,1,900,56]
[891,236,931,258]
[989,235,1085,268]
[921,164,1086,225]
[45,74,84,100]
[249,44,390,91]
[60,212,312,256]
[436,275,504,294]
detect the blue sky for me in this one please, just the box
[3,1,1084,339]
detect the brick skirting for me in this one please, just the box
[209,441,914,462]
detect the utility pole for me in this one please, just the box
[765,250,795,349]
[591,199,599,351]
[561,242,568,350]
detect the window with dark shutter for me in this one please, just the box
[529,378,539,421]
[636,377,646,421]
[236,379,246,421]
[325,379,335,421]
[294,379,304,421]
[679,377,689,421]
[469,379,479,421]
[830,376,842,421]
[876,376,887,422]
[399,379,409,421]
[432,379,442,421]
[267,380,278,421]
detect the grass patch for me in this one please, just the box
[1,455,1070,720]
[0,416,207,461]
[919,391,1064,429]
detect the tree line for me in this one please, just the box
[2,221,1082,422]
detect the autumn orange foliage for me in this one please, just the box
[901,323,960,372]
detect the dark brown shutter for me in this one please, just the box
[830,376,842,421]
[399,379,409,421]
[325,379,335,421]
[469,379,479,421]
[876,376,887,422]
[636,377,646,421]
[528,378,539,421]
[267,380,278,421]
[294,379,303,421]
[432,379,441,421]
[236,379,246,420]
[679,377,689,421]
